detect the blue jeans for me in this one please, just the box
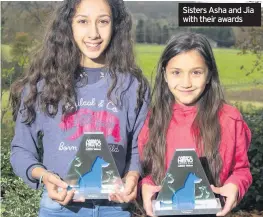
[39,191,131,217]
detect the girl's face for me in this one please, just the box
[72,0,112,67]
[165,49,209,106]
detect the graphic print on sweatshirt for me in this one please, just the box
[59,98,122,143]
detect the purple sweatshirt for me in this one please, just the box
[10,68,149,189]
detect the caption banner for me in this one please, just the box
[179,3,261,26]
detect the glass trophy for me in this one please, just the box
[64,132,124,199]
[153,149,222,216]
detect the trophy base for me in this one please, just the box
[72,188,113,200]
[153,198,221,216]
[70,185,124,200]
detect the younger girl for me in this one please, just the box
[10,0,149,216]
[138,33,252,217]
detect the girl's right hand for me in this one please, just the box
[42,171,75,206]
[141,183,161,217]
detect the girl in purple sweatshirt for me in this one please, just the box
[10,0,149,216]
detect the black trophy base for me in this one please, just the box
[153,198,221,216]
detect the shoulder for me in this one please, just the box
[219,103,244,121]
[118,72,148,88]
[116,72,150,98]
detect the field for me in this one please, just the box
[2,43,263,105]
[135,44,263,86]
[135,44,263,104]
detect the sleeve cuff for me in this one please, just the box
[124,158,141,176]
[137,175,156,200]
[26,163,46,186]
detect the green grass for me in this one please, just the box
[135,44,164,82]
[1,44,12,62]
[2,91,10,107]
[135,44,263,89]
[1,91,13,125]
[231,100,263,113]
[231,100,263,108]
[2,43,263,91]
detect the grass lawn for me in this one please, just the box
[135,44,263,90]
[2,43,263,109]
[1,44,12,62]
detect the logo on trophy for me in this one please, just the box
[65,132,123,199]
[153,149,222,216]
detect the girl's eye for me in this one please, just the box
[98,19,110,26]
[192,71,202,75]
[172,71,180,75]
[78,19,88,24]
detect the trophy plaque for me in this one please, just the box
[153,149,221,216]
[65,132,123,199]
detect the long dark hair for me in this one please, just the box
[142,33,224,186]
[10,0,149,124]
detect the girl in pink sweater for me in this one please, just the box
[138,33,252,217]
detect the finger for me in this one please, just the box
[47,174,68,189]
[73,196,85,203]
[123,176,137,195]
[113,193,125,203]
[143,198,154,217]
[144,185,161,197]
[123,189,137,203]
[211,185,221,195]
[109,193,124,203]
[108,194,116,202]
[232,201,237,209]
[48,186,67,201]
[73,198,85,203]
[152,185,162,193]
[216,196,235,216]
[142,189,157,217]
[57,190,75,206]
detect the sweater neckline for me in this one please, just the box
[173,103,197,112]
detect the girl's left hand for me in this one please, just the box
[109,171,139,203]
[211,183,239,216]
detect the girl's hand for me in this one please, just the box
[109,171,139,203]
[42,171,76,205]
[142,183,162,217]
[211,183,239,216]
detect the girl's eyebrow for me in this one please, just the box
[74,14,111,18]
[167,67,181,70]
[190,67,206,70]
[168,67,205,70]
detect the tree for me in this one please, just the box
[136,19,145,43]
[1,2,57,43]
[1,32,33,122]
[145,20,153,43]
[154,22,162,44]
[162,25,169,44]
[11,32,32,68]
[236,10,263,78]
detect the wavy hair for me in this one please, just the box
[10,0,149,124]
[142,33,224,186]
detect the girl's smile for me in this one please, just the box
[84,41,102,51]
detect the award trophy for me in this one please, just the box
[153,149,221,216]
[64,132,124,199]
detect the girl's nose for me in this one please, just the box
[87,23,99,39]
[181,74,192,88]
